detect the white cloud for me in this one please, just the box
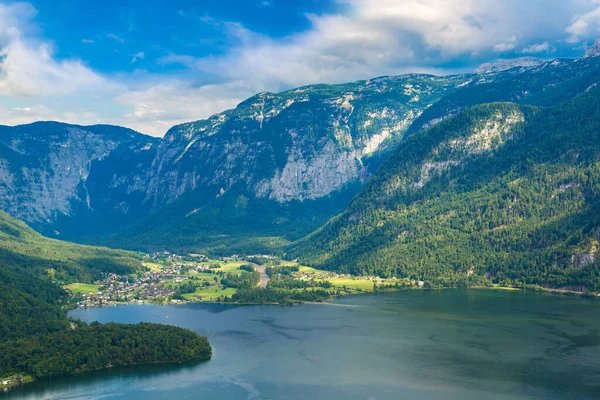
[0,3,118,98]
[566,4,600,43]
[106,33,125,43]
[0,103,103,126]
[494,37,517,53]
[0,40,118,96]
[521,41,551,53]
[82,39,95,44]
[114,80,253,135]
[130,51,144,63]
[0,2,36,45]
[156,53,197,67]
[188,0,592,89]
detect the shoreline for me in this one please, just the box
[2,356,210,393]
[66,284,600,312]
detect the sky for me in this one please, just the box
[1,0,600,136]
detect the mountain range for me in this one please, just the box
[2,39,600,260]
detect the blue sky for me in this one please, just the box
[30,0,344,74]
[1,0,600,136]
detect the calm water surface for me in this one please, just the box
[4,290,600,399]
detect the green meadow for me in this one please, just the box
[64,283,101,294]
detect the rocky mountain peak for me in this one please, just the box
[584,37,600,58]
[474,57,545,74]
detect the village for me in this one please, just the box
[1,374,31,390]
[72,252,224,308]
[68,252,412,308]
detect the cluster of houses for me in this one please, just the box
[73,252,237,308]
[145,251,209,263]
[75,268,189,308]
[295,270,352,281]
[1,375,24,388]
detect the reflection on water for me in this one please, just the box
[5,290,600,400]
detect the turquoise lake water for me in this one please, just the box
[5,289,600,399]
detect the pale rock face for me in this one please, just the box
[447,111,524,155]
[412,161,460,189]
[474,57,544,74]
[143,74,467,209]
[0,128,118,222]
[383,108,524,196]
[0,123,156,232]
[257,140,361,202]
[412,110,523,189]
[363,129,391,156]
[571,253,596,268]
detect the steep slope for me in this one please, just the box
[144,76,467,209]
[288,89,600,291]
[0,122,159,239]
[110,75,470,253]
[0,210,142,282]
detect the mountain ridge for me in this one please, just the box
[2,42,600,254]
[287,87,600,290]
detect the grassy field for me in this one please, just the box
[142,262,164,272]
[326,278,375,290]
[270,262,380,293]
[211,261,245,274]
[182,287,237,301]
[298,266,319,273]
[64,283,101,294]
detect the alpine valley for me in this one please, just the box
[1,42,600,285]
[2,42,600,259]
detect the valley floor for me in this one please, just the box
[64,252,600,309]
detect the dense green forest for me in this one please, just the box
[0,211,211,381]
[288,88,600,291]
[106,182,363,255]
[220,270,261,288]
[0,210,142,283]
[0,323,211,379]
[227,287,331,304]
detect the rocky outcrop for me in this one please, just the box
[475,57,544,74]
[584,38,600,58]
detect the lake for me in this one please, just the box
[4,290,600,399]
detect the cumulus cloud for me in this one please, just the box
[0,3,118,97]
[521,41,551,53]
[494,37,517,53]
[566,5,600,43]
[114,79,254,135]
[187,0,593,89]
[0,40,118,96]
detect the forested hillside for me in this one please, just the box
[288,88,600,291]
[0,210,142,283]
[0,211,211,382]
